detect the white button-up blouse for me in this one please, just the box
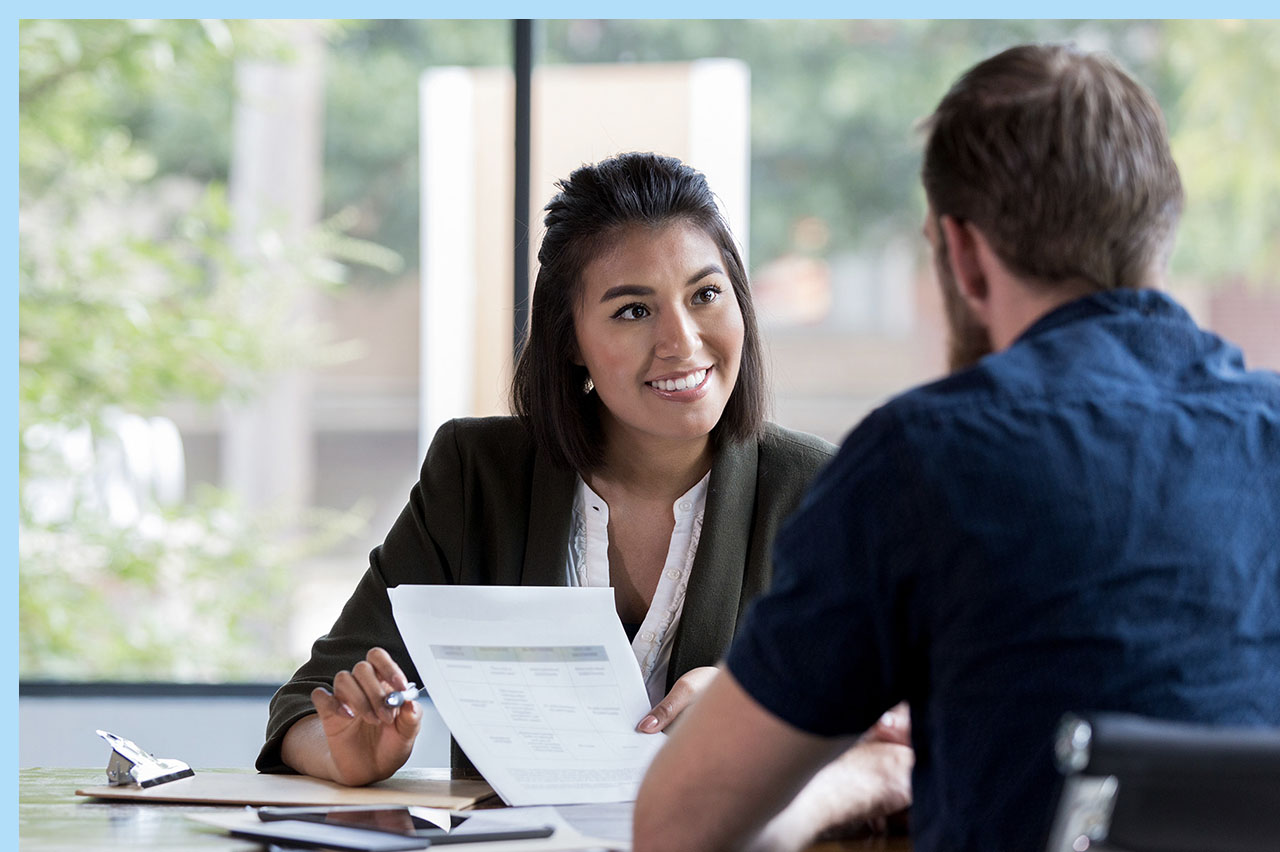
[565,471,711,707]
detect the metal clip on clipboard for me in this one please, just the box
[97,729,195,788]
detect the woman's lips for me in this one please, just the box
[645,367,712,399]
[645,367,709,392]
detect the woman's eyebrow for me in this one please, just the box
[687,264,724,285]
[600,284,654,302]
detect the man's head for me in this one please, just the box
[921,44,1184,370]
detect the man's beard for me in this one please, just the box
[935,246,993,372]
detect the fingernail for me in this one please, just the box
[879,712,897,726]
[341,703,355,718]
[638,715,660,733]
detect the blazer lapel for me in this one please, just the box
[668,437,758,685]
[520,449,576,587]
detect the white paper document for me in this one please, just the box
[388,585,667,807]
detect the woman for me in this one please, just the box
[256,152,837,786]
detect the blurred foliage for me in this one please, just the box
[1157,20,1280,283]
[322,21,509,278]
[20,486,367,680]
[18,19,388,681]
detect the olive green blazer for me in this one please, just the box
[257,416,834,774]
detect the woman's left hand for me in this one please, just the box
[635,666,720,734]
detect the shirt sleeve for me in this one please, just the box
[255,419,468,773]
[726,407,926,738]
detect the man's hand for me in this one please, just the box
[281,647,422,786]
[747,739,914,851]
[636,666,719,733]
[865,701,911,747]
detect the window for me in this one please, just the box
[19,19,1279,684]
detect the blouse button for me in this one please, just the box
[643,632,655,642]
[665,569,680,580]
[678,501,692,511]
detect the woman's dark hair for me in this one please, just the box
[510,152,766,472]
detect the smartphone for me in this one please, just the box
[257,806,556,845]
[235,814,430,851]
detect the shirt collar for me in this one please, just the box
[1014,288,1193,347]
[574,469,710,518]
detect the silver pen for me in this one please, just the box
[383,682,424,708]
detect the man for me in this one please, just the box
[634,43,1280,852]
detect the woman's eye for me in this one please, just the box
[613,303,650,320]
[694,285,722,305]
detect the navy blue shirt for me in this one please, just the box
[727,290,1280,852]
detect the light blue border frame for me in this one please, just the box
[9,4,1274,18]
[9,10,1271,846]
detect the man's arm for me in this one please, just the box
[633,669,853,852]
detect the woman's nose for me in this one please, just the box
[654,309,700,361]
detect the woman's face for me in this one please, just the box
[573,221,745,454]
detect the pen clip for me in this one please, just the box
[384,683,422,708]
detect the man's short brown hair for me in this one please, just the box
[922,43,1184,291]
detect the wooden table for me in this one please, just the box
[20,768,910,851]
[21,768,261,851]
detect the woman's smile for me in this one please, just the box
[645,366,712,397]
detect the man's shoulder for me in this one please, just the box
[885,295,1280,428]
[872,319,1123,430]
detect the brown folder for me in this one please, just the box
[75,768,497,810]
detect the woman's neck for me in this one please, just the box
[593,425,713,503]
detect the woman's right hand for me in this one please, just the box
[636,666,720,734]
[295,647,423,786]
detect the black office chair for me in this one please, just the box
[1045,712,1280,852]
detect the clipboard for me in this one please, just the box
[187,810,619,852]
[76,768,498,810]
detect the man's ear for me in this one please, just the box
[939,215,989,307]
